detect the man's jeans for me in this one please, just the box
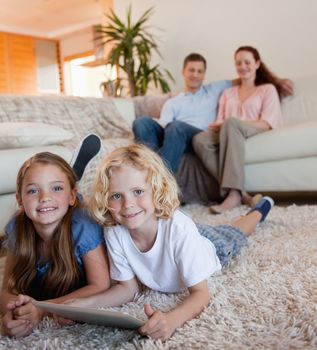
[132,117,202,174]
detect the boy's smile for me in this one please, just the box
[108,165,158,243]
[122,210,143,218]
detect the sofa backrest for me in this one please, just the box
[133,77,317,128]
[281,76,317,126]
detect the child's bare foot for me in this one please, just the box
[241,192,263,208]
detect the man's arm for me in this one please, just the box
[231,77,294,96]
[278,78,294,96]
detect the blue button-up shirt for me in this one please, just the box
[160,80,232,130]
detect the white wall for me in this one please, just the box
[114,0,317,92]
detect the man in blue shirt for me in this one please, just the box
[132,53,231,174]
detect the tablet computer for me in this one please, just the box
[33,301,144,330]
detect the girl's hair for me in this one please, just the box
[235,46,284,99]
[90,144,180,227]
[7,152,81,299]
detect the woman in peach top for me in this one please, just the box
[193,46,285,214]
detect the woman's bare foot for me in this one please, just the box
[209,189,241,214]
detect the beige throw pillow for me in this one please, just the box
[132,93,172,119]
[0,122,74,149]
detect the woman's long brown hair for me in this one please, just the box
[235,46,285,99]
[7,152,81,299]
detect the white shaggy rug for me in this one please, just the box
[1,203,317,350]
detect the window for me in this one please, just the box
[63,54,116,97]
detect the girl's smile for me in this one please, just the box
[37,206,57,213]
[17,163,76,240]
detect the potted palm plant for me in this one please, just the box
[95,6,174,97]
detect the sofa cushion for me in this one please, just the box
[245,121,317,164]
[0,122,74,149]
[282,95,317,126]
[282,76,317,125]
[133,93,172,119]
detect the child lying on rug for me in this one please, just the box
[67,143,274,341]
[0,136,110,338]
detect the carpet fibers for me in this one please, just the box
[0,204,317,349]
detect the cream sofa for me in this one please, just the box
[244,77,317,192]
[0,76,317,236]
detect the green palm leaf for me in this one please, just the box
[95,6,174,96]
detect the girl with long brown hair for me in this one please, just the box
[0,152,110,337]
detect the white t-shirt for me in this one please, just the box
[104,210,221,293]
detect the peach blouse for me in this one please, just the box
[217,84,283,129]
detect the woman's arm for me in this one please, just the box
[246,119,271,131]
[215,90,227,123]
[139,279,210,341]
[208,89,227,132]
